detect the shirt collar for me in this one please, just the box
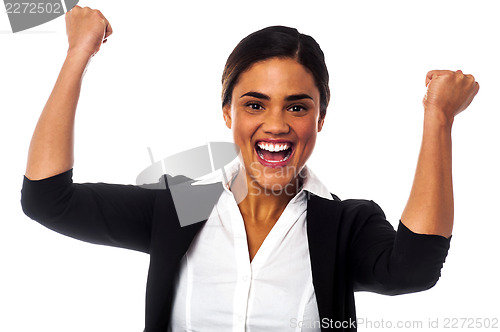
[191,157,333,201]
[299,165,334,200]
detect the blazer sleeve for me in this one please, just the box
[20,168,157,254]
[350,200,451,295]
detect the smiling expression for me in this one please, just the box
[223,57,324,195]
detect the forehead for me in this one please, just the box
[233,58,319,100]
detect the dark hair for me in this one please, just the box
[221,26,330,119]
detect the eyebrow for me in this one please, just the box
[240,91,313,101]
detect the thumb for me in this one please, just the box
[103,18,113,42]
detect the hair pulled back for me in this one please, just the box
[221,26,330,119]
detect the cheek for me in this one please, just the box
[302,132,317,155]
[294,123,319,162]
[231,112,258,146]
[295,119,318,144]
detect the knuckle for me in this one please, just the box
[92,11,105,21]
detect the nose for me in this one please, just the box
[261,109,290,135]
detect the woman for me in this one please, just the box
[21,5,479,332]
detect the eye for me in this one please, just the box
[288,105,307,112]
[246,103,264,111]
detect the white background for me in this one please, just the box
[1,0,499,331]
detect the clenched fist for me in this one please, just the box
[423,70,479,125]
[65,5,113,57]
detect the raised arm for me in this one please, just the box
[25,5,112,180]
[401,70,479,238]
[350,71,479,294]
[21,7,158,254]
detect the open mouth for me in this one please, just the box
[255,140,293,165]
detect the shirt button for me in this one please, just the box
[238,315,244,321]
[243,275,249,281]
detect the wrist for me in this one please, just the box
[61,49,93,80]
[66,48,94,62]
[424,107,454,131]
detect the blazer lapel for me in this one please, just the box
[306,194,343,326]
[145,180,224,331]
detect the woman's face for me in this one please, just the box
[223,57,324,194]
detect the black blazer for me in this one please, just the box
[21,169,451,331]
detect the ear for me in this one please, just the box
[317,116,325,132]
[223,104,232,129]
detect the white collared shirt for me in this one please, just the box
[168,158,333,331]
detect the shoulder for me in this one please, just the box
[307,194,389,234]
[341,198,386,218]
[309,193,383,216]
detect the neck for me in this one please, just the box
[231,169,303,225]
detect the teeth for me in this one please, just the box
[257,142,290,152]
